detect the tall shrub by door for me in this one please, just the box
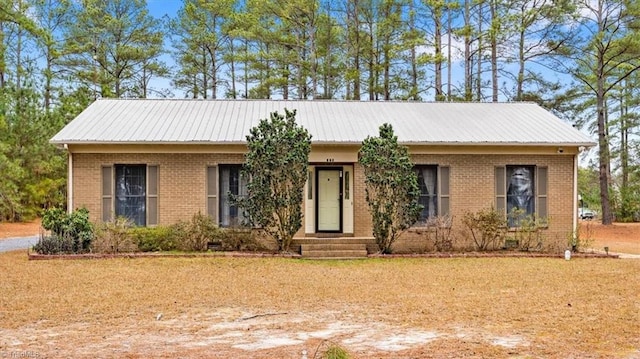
[359,123,422,254]
[236,109,312,252]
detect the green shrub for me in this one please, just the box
[36,207,93,254]
[131,226,178,252]
[311,341,351,359]
[322,345,350,359]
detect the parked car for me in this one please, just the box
[579,208,595,220]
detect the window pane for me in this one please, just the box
[308,170,313,200]
[506,165,535,227]
[219,165,247,227]
[115,165,146,226]
[101,166,113,222]
[345,171,350,200]
[414,165,438,223]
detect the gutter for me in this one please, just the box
[65,144,73,214]
[50,140,597,147]
[573,151,578,243]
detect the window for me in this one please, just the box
[219,165,248,227]
[415,165,438,223]
[115,165,147,226]
[496,165,547,227]
[102,164,158,226]
[413,165,450,225]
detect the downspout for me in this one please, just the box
[573,151,578,240]
[66,144,73,214]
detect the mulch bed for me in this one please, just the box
[370,252,618,259]
[27,250,616,260]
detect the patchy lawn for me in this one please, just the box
[1,251,638,358]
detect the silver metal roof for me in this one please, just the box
[51,99,595,146]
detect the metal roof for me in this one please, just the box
[51,99,595,147]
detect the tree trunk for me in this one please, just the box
[464,0,472,101]
[368,22,375,101]
[0,22,4,89]
[409,1,418,100]
[244,40,249,98]
[620,83,628,192]
[597,78,613,225]
[434,6,443,101]
[202,47,208,99]
[490,0,498,102]
[476,1,483,100]
[211,47,217,100]
[346,0,361,100]
[447,3,452,101]
[229,39,237,99]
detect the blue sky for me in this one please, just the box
[148,0,182,19]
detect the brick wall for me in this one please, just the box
[72,151,575,253]
[73,153,244,224]
[391,153,575,253]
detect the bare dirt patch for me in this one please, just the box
[0,219,40,240]
[580,220,640,254]
[1,251,638,358]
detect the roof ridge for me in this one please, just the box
[95,98,536,105]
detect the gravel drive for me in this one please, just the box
[0,236,38,253]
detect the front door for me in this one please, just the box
[317,169,342,232]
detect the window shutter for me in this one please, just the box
[495,166,506,215]
[101,166,113,222]
[207,166,218,224]
[537,166,548,219]
[147,165,159,226]
[439,166,450,216]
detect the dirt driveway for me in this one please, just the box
[0,219,40,239]
[580,220,640,254]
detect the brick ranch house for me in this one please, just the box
[51,99,595,254]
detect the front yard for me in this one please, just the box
[1,251,638,358]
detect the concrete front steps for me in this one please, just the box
[300,243,368,259]
[292,237,375,259]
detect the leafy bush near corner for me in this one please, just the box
[34,207,93,254]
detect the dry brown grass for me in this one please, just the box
[1,251,639,358]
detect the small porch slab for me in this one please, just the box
[292,237,376,258]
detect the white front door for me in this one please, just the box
[317,169,341,231]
